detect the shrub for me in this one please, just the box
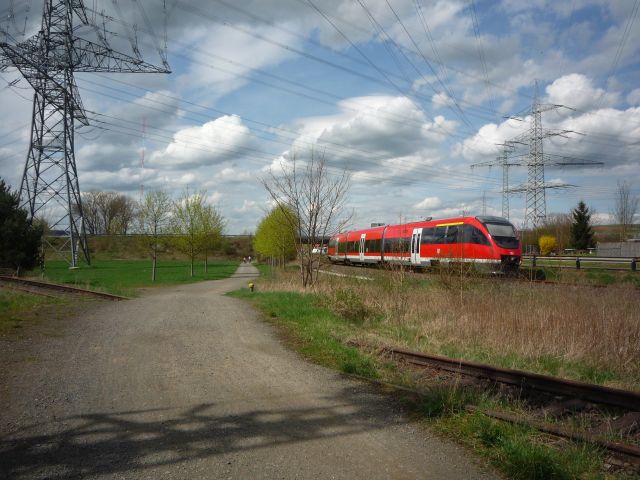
[328,288,374,324]
[538,235,557,255]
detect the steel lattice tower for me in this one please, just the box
[472,82,602,228]
[525,82,555,228]
[471,141,523,221]
[0,1,170,267]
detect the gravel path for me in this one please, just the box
[0,263,498,479]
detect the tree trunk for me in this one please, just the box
[204,250,208,273]
[152,250,157,282]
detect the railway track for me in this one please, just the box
[323,262,639,289]
[373,344,640,411]
[348,340,640,464]
[0,275,128,301]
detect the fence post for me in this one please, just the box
[632,258,637,272]
[532,254,536,268]
[576,257,581,269]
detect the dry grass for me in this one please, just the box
[257,266,640,388]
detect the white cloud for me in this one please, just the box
[151,115,255,169]
[455,120,527,162]
[284,95,453,181]
[545,74,619,111]
[414,196,442,210]
[627,88,640,106]
[177,23,299,98]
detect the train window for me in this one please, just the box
[365,238,381,252]
[399,237,410,252]
[445,225,461,244]
[434,226,447,243]
[484,222,519,249]
[383,237,409,253]
[421,227,435,244]
[463,225,490,245]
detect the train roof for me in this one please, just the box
[332,215,515,237]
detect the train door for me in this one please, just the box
[411,227,422,265]
[359,233,366,262]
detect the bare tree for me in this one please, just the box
[81,191,103,234]
[261,150,351,287]
[138,190,172,281]
[612,181,639,241]
[110,195,137,235]
[81,191,137,234]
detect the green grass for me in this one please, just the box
[229,290,378,378]
[0,290,64,335]
[437,344,619,386]
[436,413,603,480]
[231,288,620,479]
[33,259,240,296]
[254,262,276,277]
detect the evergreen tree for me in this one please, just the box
[570,201,595,250]
[0,178,43,273]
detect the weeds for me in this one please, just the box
[256,266,640,389]
[235,274,629,480]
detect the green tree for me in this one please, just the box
[171,190,207,277]
[570,201,595,251]
[254,206,298,266]
[199,204,225,273]
[0,178,43,274]
[138,190,172,281]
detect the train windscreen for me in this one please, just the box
[484,222,519,249]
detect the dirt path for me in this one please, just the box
[0,264,498,479]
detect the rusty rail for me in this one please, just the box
[0,275,128,301]
[377,345,640,411]
[465,406,640,462]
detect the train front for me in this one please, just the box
[476,216,522,272]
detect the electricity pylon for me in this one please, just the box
[0,1,170,267]
[471,140,525,220]
[473,82,602,228]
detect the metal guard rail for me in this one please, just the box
[522,255,638,271]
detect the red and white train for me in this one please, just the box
[327,215,521,272]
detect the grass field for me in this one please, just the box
[31,259,240,296]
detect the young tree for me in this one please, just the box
[612,181,639,241]
[171,191,207,277]
[199,204,225,273]
[0,178,43,274]
[138,190,172,281]
[254,206,298,267]
[570,201,595,251]
[261,150,351,287]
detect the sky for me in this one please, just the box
[1,0,639,234]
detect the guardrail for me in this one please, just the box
[523,255,638,271]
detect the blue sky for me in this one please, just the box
[1,0,639,233]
